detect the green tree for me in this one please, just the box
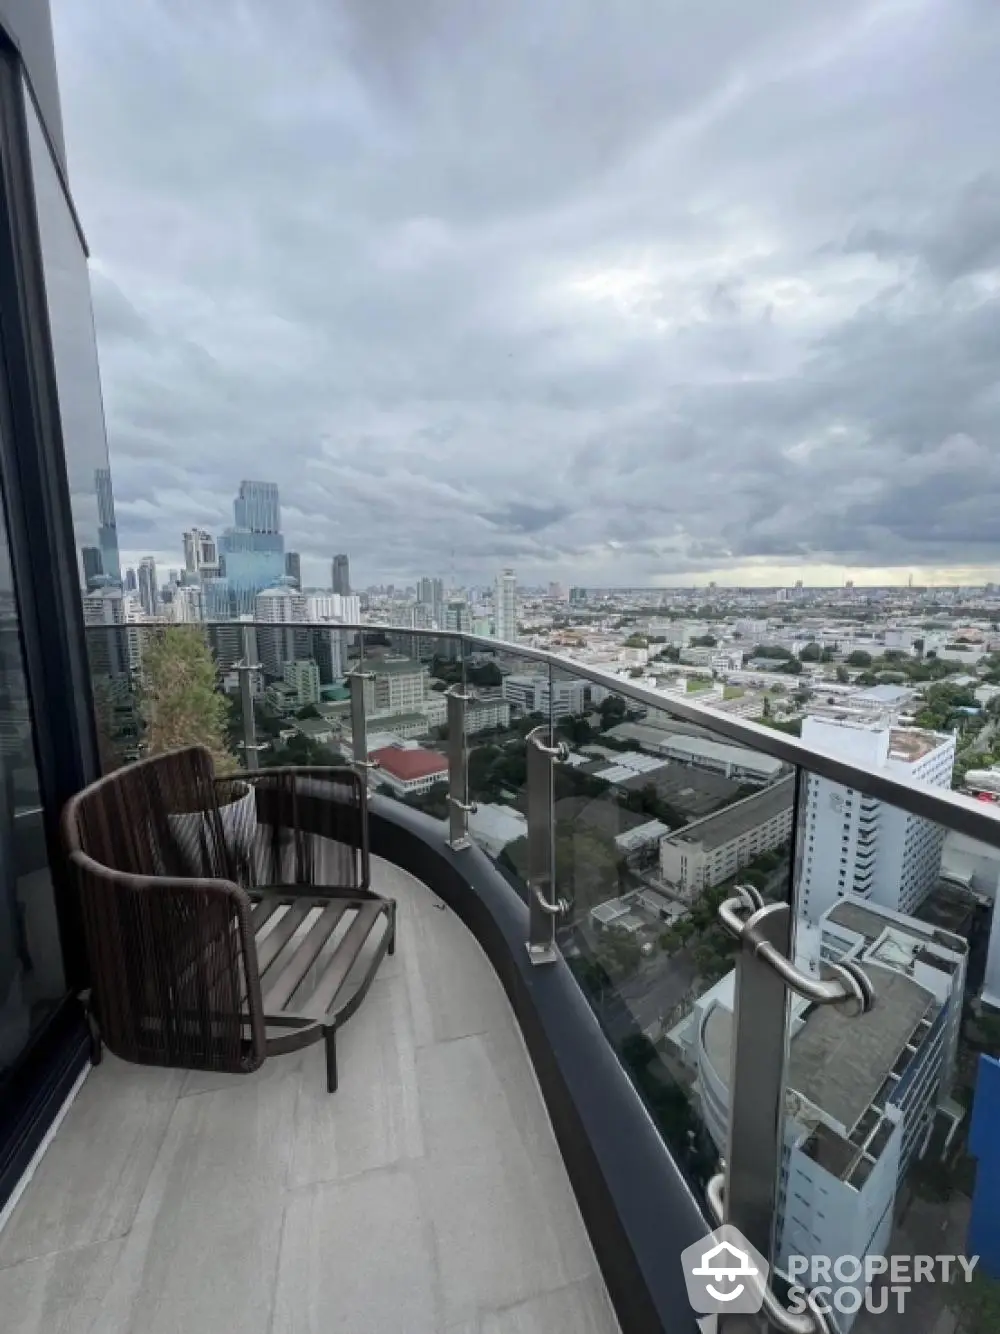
[798,642,821,662]
[139,627,236,772]
[751,645,794,660]
[835,665,850,683]
[599,696,628,729]
[690,634,718,647]
[847,650,872,667]
[557,715,595,747]
[467,661,503,688]
[296,703,321,720]
[261,733,339,768]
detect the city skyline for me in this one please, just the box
[53,2,1000,590]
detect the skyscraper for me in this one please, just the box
[417,576,444,626]
[218,480,285,616]
[233,480,280,533]
[494,568,517,642]
[183,528,218,575]
[332,554,350,595]
[94,466,121,583]
[137,557,158,617]
[81,546,103,588]
[284,551,301,587]
[124,566,137,593]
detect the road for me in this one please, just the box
[598,946,702,1042]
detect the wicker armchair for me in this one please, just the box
[60,745,395,1092]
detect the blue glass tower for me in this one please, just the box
[217,480,285,616]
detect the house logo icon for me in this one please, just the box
[692,1239,758,1302]
[681,1225,769,1318]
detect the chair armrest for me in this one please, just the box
[66,849,267,1070]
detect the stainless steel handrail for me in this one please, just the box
[719,887,876,1016]
[706,1173,834,1334]
[91,620,1000,846]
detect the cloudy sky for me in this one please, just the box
[52,0,1000,588]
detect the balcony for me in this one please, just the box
[17,620,1000,1331]
[0,852,620,1333]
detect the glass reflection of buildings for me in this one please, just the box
[81,466,122,592]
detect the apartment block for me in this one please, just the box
[282,658,321,708]
[798,716,956,926]
[659,774,795,898]
[363,657,430,719]
[502,673,586,720]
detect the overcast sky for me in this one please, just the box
[52,0,1000,588]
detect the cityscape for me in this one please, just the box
[80,472,1000,1332]
[1,5,999,1334]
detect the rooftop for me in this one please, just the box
[887,727,946,763]
[855,684,915,703]
[294,717,337,739]
[826,899,899,943]
[659,734,785,778]
[0,859,618,1334]
[371,746,448,781]
[662,773,795,853]
[366,657,427,677]
[554,795,650,842]
[616,763,743,821]
[788,964,935,1132]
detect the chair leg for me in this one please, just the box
[325,1026,338,1094]
[84,998,103,1067]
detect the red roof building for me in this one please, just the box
[370,745,448,797]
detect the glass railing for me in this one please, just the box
[84,619,1000,1328]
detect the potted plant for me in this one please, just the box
[138,627,257,876]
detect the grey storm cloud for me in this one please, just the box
[52,0,1000,585]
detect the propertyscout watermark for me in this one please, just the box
[786,1252,980,1318]
[681,1225,980,1325]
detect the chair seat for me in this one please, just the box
[248,886,395,1059]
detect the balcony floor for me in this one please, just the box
[0,857,618,1334]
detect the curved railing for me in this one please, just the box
[84,616,1000,1332]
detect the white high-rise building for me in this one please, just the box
[306,592,360,624]
[502,673,585,721]
[362,658,429,719]
[256,582,307,625]
[255,582,308,678]
[182,528,217,575]
[169,584,204,623]
[798,716,956,926]
[493,568,517,643]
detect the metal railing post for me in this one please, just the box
[238,624,261,771]
[720,900,790,1334]
[346,669,376,780]
[446,686,475,848]
[708,881,874,1334]
[525,726,568,964]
